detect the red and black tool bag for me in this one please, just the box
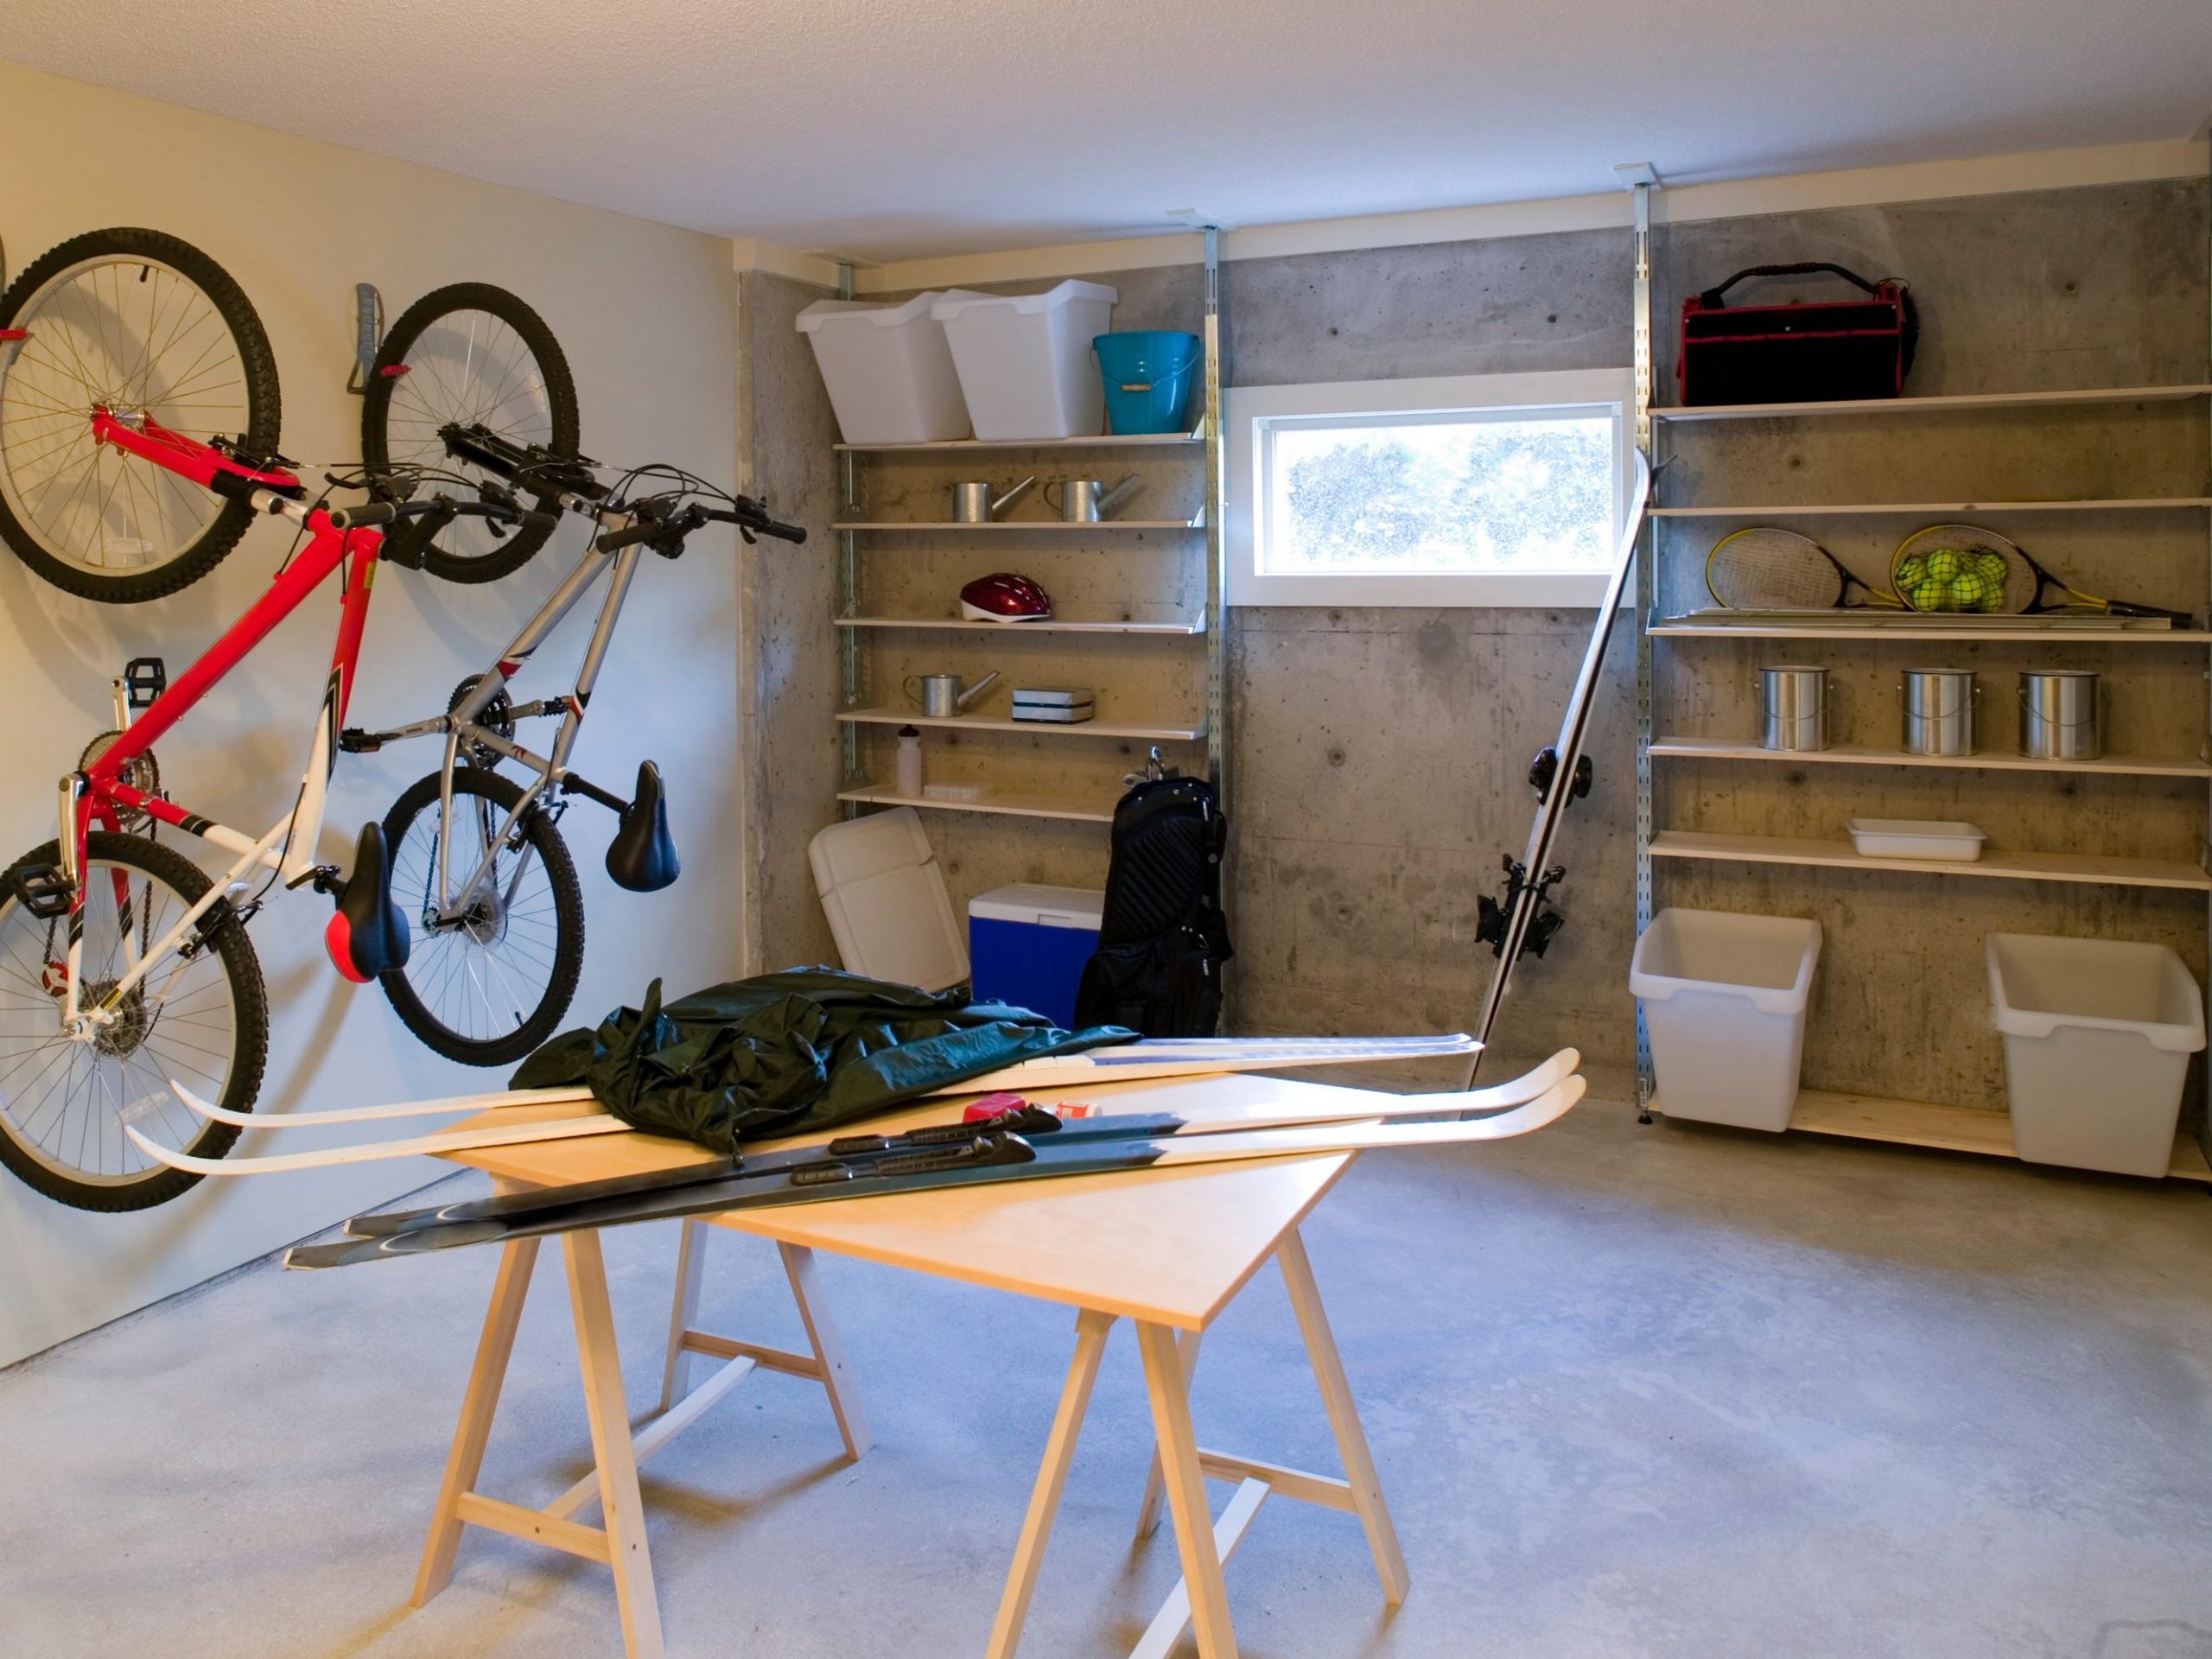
[1678,263,1917,406]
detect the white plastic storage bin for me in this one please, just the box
[796,291,977,445]
[931,282,1118,440]
[969,884,1103,1030]
[1630,908,1822,1132]
[1986,932,2203,1177]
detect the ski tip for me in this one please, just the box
[342,1212,416,1238]
[283,1238,370,1270]
[123,1121,213,1173]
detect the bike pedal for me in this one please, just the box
[10,862,73,920]
[123,657,167,709]
[338,727,383,753]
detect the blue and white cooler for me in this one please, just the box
[967,883,1105,1030]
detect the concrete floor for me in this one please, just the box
[2,1096,2209,1659]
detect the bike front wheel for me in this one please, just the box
[379,767,586,1066]
[0,832,269,1211]
[361,283,578,584]
[0,227,282,602]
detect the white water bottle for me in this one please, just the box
[894,725,924,797]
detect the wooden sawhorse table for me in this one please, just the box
[410,1070,1410,1657]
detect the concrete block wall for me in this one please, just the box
[743,176,2210,1109]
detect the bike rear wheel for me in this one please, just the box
[0,228,282,602]
[361,283,577,584]
[0,833,268,1211]
[379,767,585,1066]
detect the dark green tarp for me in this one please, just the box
[511,969,1134,1153]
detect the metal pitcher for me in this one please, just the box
[904,671,1001,717]
[1045,474,1144,523]
[951,477,1036,524]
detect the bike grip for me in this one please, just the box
[594,519,663,554]
[759,518,807,543]
[327,501,399,530]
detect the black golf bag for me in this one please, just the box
[1072,776,1233,1037]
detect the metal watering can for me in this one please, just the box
[904,671,1001,717]
[1045,474,1143,523]
[951,477,1037,524]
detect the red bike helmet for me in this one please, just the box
[960,571,1053,622]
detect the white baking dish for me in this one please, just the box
[1844,818,1987,861]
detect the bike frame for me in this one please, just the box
[54,413,382,1039]
[349,504,647,926]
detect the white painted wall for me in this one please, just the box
[0,62,744,1366]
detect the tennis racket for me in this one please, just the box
[1705,526,1904,611]
[1889,524,2195,623]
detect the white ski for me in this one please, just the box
[142,1051,1576,1179]
[165,1032,1483,1131]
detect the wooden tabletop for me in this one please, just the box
[447,1071,1371,1330]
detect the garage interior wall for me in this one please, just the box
[749,175,2210,1101]
[0,61,746,1367]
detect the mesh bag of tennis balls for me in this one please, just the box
[1895,544,2008,612]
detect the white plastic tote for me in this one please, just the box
[931,282,1118,440]
[797,291,978,445]
[1630,908,1821,1132]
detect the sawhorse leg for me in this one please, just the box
[658,1220,873,1461]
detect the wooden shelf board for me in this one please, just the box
[836,706,1205,741]
[1649,829,2212,891]
[1650,622,2212,644]
[834,614,1204,635]
[836,786,1115,823]
[1649,737,2212,779]
[833,516,1204,532]
[1654,1089,2212,1182]
[836,429,1204,453]
[1651,385,2212,422]
[1653,498,2212,518]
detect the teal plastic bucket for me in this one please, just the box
[1093,331,1200,434]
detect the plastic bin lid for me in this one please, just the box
[969,883,1104,929]
[807,809,969,991]
[931,281,1119,321]
[796,289,986,333]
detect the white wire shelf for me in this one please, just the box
[1651,385,2212,422]
[835,786,1117,823]
[1650,830,2212,891]
[1649,737,2212,779]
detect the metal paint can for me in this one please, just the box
[2018,671,2101,760]
[1759,665,1829,752]
[1900,668,1976,756]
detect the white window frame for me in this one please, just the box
[1224,367,1637,608]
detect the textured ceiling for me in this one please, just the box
[4,0,2209,261]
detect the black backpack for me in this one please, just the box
[1073,776,1233,1036]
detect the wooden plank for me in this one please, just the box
[1651,385,2212,422]
[1649,737,2212,779]
[1195,1449,1357,1513]
[1653,498,2212,518]
[836,787,1116,824]
[834,614,1204,635]
[1276,1230,1409,1605]
[1649,830,2212,891]
[413,1237,540,1605]
[779,1244,873,1462]
[1129,1478,1271,1659]
[836,429,1204,452]
[1135,1319,1239,1658]
[836,706,1205,741]
[453,1493,612,1564]
[986,1308,1115,1659]
[546,1351,758,1523]
[1757,1090,2212,1181]
[563,1231,665,1659]
[680,1330,824,1378]
[1652,623,2212,644]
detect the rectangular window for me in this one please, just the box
[1226,368,1635,607]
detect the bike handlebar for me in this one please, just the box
[327,498,542,532]
[592,499,806,556]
